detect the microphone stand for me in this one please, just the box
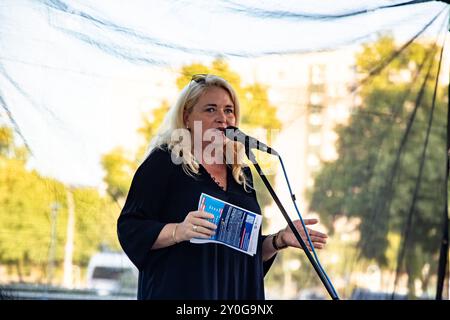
[245,148,339,300]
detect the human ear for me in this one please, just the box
[183,109,190,129]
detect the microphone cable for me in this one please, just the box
[278,155,340,299]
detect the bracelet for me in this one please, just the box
[172,223,179,244]
[272,231,288,251]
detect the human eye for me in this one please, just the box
[205,107,216,113]
[225,107,234,114]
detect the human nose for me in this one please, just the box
[216,109,226,123]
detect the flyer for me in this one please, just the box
[190,193,262,256]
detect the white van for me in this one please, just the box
[86,251,138,295]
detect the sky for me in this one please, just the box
[0,0,448,188]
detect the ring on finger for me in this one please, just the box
[192,225,198,232]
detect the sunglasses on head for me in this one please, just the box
[191,74,208,84]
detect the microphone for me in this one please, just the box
[223,126,279,156]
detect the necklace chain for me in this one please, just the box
[211,174,226,191]
[202,165,226,191]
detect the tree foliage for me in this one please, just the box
[308,36,447,295]
[101,147,136,203]
[0,124,119,282]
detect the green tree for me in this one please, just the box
[0,155,65,281]
[72,187,121,266]
[0,126,14,156]
[136,100,171,160]
[101,147,136,204]
[100,101,171,204]
[0,124,120,283]
[308,36,447,297]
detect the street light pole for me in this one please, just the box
[63,188,75,288]
[47,202,60,285]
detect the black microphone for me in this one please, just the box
[223,126,279,156]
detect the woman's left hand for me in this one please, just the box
[278,219,328,251]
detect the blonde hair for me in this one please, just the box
[147,74,251,191]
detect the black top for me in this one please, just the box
[117,146,276,300]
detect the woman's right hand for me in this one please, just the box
[176,210,217,242]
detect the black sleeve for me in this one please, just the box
[117,147,174,270]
